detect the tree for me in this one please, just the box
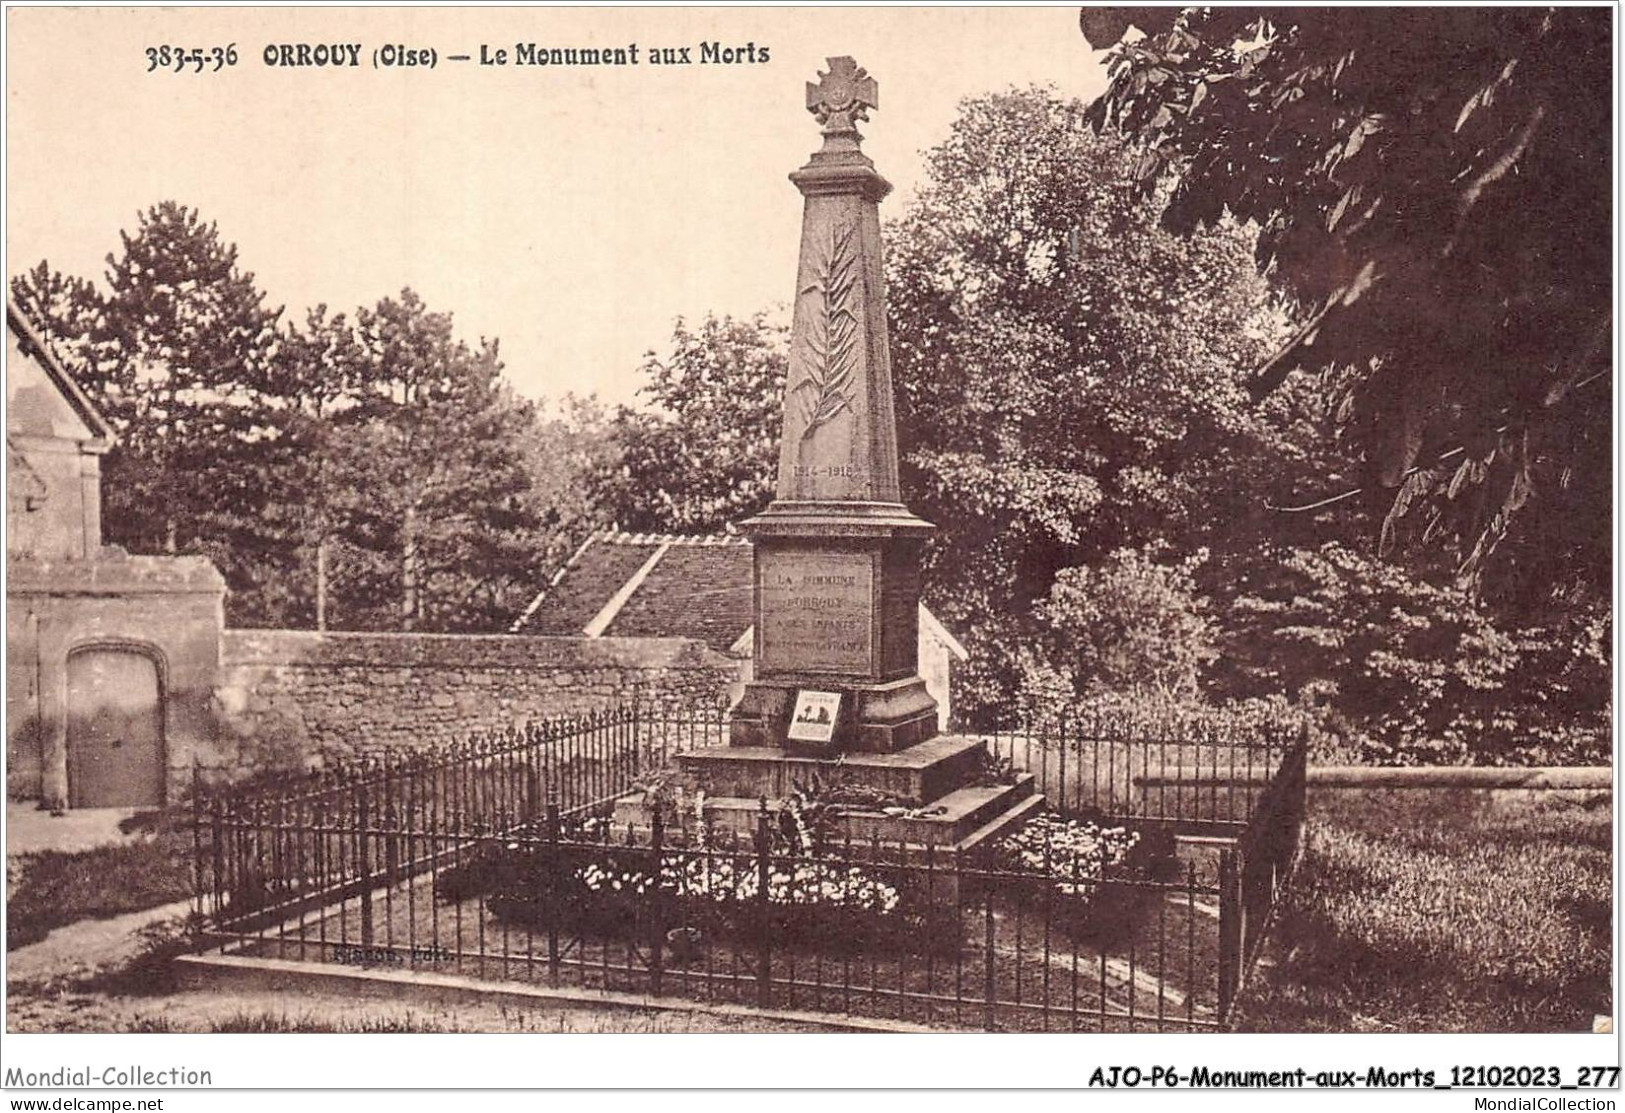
[99,202,285,555]
[591,313,787,534]
[1081,8,1612,603]
[884,89,1305,719]
[13,205,289,621]
[519,393,622,568]
[320,289,551,632]
[16,210,565,631]
[1218,542,1610,765]
[257,303,372,627]
[10,263,113,416]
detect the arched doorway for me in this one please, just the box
[66,646,165,807]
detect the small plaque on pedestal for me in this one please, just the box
[786,690,842,745]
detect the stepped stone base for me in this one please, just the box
[635,775,1041,850]
[610,734,1046,859]
[677,734,986,805]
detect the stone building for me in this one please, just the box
[510,531,968,728]
[5,300,226,809]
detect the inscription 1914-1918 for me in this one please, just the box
[757,550,874,674]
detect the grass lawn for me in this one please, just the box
[1233,787,1613,1033]
[7,812,195,951]
[9,985,836,1033]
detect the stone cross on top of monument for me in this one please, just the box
[806,56,878,152]
[730,56,939,755]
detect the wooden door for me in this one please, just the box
[66,649,164,808]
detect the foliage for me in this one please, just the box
[590,313,787,534]
[440,837,951,958]
[1083,8,1612,597]
[1221,543,1610,764]
[208,1011,451,1034]
[981,810,1174,943]
[782,774,917,841]
[582,853,902,915]
[1027,544,1218,701]
[1232,789,1612,1032]
[884,88,1303,720]
[997,812,1141,879]
[14,207,572,631]
[972,748,1020,788]
[520,394,623,573]
[279,290,552,631]
[12,205,288,613]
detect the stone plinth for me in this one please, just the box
[613,778,1042,858]
[616,734,1042,858]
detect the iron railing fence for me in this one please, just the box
[200,802,1227,1032]
[192,700,1307,1030]
[979,706,1301,833]
[194,703,726,934]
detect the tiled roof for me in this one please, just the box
[510,533,660,636]
[511,532,753,652]
[513,529,966,662]
[603,538,755,649]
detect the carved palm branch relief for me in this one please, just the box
[792,219,860,440]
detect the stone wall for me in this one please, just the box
[208,630,740,781]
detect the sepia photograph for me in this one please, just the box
[1,2,1617,1096]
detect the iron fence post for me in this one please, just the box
[191,763,203,924]
[384,760,400,886]
[526,759,541,829]
[546,797,561,985]
[211,796,225,939]
[358,767,374,949]
[649,808,665,997]
[1217,846,1241,1022]
[983,843,996,1032]
[754,798,772,1009]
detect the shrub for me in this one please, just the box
[1222,543,1610,764]
[1028,546,1219,704]
[977,810,1176,943]
[997,812,1142,879]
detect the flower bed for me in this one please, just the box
[434,837,959,958]
[969,811,1176,941]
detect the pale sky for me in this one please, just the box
[6,6,1106,407]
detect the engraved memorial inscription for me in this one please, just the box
[758,550,874,674]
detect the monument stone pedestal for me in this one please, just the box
[727,505,938,755]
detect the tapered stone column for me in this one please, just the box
[729,57,938,754]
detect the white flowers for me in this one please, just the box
[997,813,1143,907]
[572,853,900,915]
